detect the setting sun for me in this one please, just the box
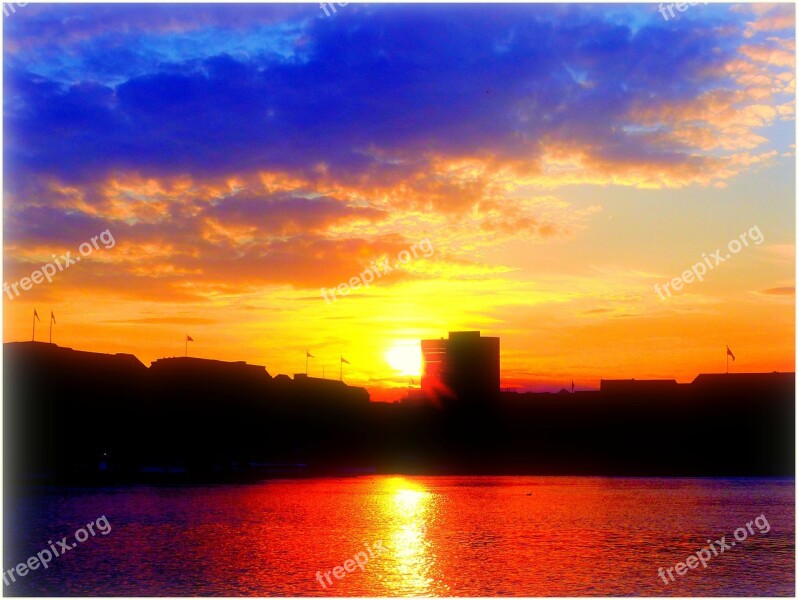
[385,342,422,377]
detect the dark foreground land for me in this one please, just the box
[4,341,794,486]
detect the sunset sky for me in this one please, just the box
[3,3,795,400]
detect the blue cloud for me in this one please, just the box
[0,4,778,189]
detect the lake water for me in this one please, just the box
[4,477,794,596]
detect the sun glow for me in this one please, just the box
[385,341,422,377]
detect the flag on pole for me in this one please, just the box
[571,380,575,393]
[726,346,735,361]
[341,357,350,364]
[50,310,56,324]
[32,308,41,341]
[185,334,194,357]
[32,308,42,341]
[306,351,314,358]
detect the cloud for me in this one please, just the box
[5,4,792,197]
[760,286,795,296]
[740,3,795,37]
[583,308,613,315]
[104,317,219,324]
[203,192,385,238]
[3,4,793,303]
[3,4,313,55]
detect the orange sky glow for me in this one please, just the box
[3,3,795,401]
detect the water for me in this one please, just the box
[4,477,794,596]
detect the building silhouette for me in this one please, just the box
[421,331,500,403]
[600,378,681,394]
[3,340,794,482]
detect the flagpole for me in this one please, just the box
[185,337,188,357]
[726,345,729,374]
[340,356,342,381]
[32,310,36,341]
[49,310,53,344]
[306,352,308,375]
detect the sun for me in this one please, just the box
[385,341,422,377]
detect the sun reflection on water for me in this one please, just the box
[379,478,436,596]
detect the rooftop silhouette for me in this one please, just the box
[4,339,794,485]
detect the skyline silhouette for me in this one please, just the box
[5,338,793,486]
[5,328,787,397]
